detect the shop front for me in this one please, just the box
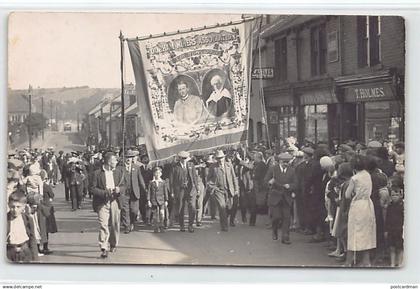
[265,88,296,144]
[296,86,338,146]
[338,77,404,144]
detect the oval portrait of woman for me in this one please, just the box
[167,74,204,125]
[202,69,234,118]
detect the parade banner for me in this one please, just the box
[127,20,253,162]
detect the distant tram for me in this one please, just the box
[64,122,72,132]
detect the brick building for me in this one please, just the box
[252,15,405,147]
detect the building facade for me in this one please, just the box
[256,15,405,147]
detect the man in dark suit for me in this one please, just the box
[170,151,200,233]
[264,152,297,244]
[121,149,147,234]
[91,152,126,258]
[207,150,239,232]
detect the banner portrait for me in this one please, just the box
[127,20,253,162]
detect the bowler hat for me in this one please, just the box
[394,141,405,149]
[214,150,226,159]
[338,144,353,153]
[126,149,139,158]
[367,140,382,148]
[178,151,190,159]
[302,147,314,155]
[278,152,293,161]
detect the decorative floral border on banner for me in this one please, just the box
[137,24,250,150]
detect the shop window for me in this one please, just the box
[364,101,402,143]
[310,24,327,76]
[275,37,287,81]
[357,16,381,67]
[278,106,297,139]
[304,104,328,144]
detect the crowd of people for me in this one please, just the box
[6,138,405,267]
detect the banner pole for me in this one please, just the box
[119,30,126,163]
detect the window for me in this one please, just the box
[304,104,328,144]
[357,16,381,67]
[278,106,297,139]
[275,37,287,81]
[129,94,136,106]
[311,24,327,76]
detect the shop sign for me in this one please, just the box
[344,83,395,102]
[328,31,339,62]
[267,111,279,124]
[252,67,274,79]
[300,89,337,105]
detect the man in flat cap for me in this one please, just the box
[264,152,297,244]
[207,150,239,231]
[121,149,147,234]
[170,151,200,233]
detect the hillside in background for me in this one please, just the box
[8,87,120,121]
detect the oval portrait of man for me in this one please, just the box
[202,69,234,118]
[167,74,205,125]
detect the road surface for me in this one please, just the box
[25,131,341,266]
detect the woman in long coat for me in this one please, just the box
[345,155,376,267]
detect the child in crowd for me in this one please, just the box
[7,190,39,262]
[38,170,58,255]
[147,167,169,233]
[384,176,404,267]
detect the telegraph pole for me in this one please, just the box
[27,85,32,150]
[55,105,58,131]
[77,112,80,132]
[109,101,112,148]
[41,96,44,140]
[50,99,53,129]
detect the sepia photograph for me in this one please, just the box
[6,12,405,268]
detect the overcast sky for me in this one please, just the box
[8,12,242,89]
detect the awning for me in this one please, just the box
[261,15,323,39]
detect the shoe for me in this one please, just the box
[302,229,315,235]
[242,217,248,224]
[180,227,186,232]
[328,250,341,257]
[77,206,82,210]
[230,221,236,227]
[130,224,135,232]
[188,226,195,233]
[43,249,53,255]
[160,227,166,233]
[221,227,228,232]
[196,222,202,227]
[309,236,326,243]
[124,229,130,234]
[71,208,76,211]
[110,247,117,253]
[272,231,278,240]
[100,249,108,258]
[154,228,159,233]
[281,239,291,245]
